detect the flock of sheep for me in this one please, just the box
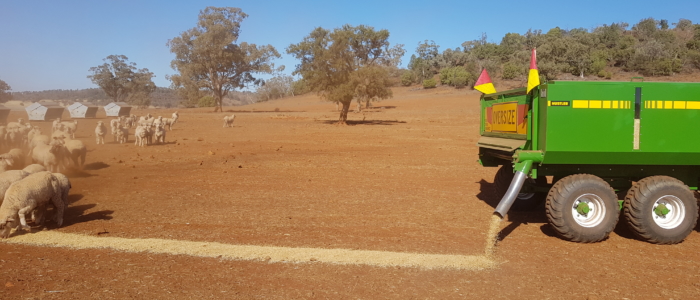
[0,110,185,239]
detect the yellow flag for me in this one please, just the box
[527,48,540,93]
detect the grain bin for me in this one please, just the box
[479,80,700,244]
[25,102,65,121]
[68,102,98,118]
[104,102,132,117]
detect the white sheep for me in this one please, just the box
[26,126,41,148]
[56,136,86,169]
[95,121,107,144]
[110,118,121,142]
[115,126,128,144]
[0,149,25,172]
[22,164,46,174]
[0,171,64,238]
[154,124,166,144]
[223,114,235,127]
[134,126,147,147]
[31,138,65,173]
[33,172,71,226]
[59,120,78,139]
[52,118,62,133]
[0,170,30,207]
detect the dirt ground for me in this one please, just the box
[2,86,700,299]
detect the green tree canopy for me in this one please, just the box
[287,24,402,123]
[167,7,281,111]
[87,55,156,107]
[0,79,11,102]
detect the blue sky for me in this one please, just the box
[1,0,698,92]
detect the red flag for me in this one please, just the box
[527,48,540,93]
[474,69,496,94]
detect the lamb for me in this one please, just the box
[0,171,64,238]
[154,123,166,144]
[95,121,107,144]
[59,120,78,139]
[0,149,25,172]
[223,114,235,127]
[31,138,65,172]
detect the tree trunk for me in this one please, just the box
[338,101,350,124]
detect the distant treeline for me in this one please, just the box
[10,87,255,107]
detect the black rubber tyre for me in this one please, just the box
[493,164,546,211]
[545,174,619,243]
[623,176,698,245]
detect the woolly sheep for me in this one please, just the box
[22,164,46,174]
[59,120,78,139]
[115,126,128,144]
[33,172,71,226]
[0,171,63,238]
[110,118,121,142]
[0,149,25,172]
[95,121,107,144]
[52,118,62,133]
[31,138,65,173]
[134,126,147,147]
[154,124,166,144]
[223,114,235,127]
[0,170,30,207]
[27,126,41,148]
[57,136,86,169]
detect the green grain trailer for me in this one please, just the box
[479,80,700,244]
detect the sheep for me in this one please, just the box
[59,120,78,139]
[33,172,71,226]
[0,170,30,207]
[0,149,25,172]
[115,126,128,144]
[95,121,107,144]
[223,114,235,127]
[5,129,21,150]
[6,118,26,131]
[0,126,6,150]
[134,126,147,147]
[52,118,62,133]
[144,124,153,145]
[31,138,65,172]
[56,136,86,169]
[0,171,63,238]
[28,135,50,153]
[153,116,164,127]
[22,164,46,174]
[154,123,166,144]
[16,124,32,146]
[26,126,41,148]
[110,118,121,142]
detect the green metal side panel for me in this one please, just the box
[538,81,700,165]
[480,88,530,142]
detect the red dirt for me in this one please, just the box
[2,86,700,299]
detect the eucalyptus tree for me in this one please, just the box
[0,79,11,102]
[87,55,156,107]
[167,7,281,112]
[287,24,403,123]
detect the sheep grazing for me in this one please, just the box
[0,148,25,172]
[223,114,235,127]
[154,124,166,144]
[0,171,64,238]
[0,170,31,207]
[95,121,107,144]
[31,138,65,172]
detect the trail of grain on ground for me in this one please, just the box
[3,231,496,270]
[484,214,502,257]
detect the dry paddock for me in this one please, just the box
[2,87,700,299]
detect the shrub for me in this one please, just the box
[501,63,522,80]
[439,67,472,88]
[197,96,216,107]
[423,78,437,89]
[400,71,415,86]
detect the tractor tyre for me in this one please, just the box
[623,176,698,244]
[545,174,619,243]
[494,164,546,211]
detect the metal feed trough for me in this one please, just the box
[67,102,98,118]
[25,102,65,121]
[104,102,132,117]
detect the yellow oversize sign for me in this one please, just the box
[491,102,518,133]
